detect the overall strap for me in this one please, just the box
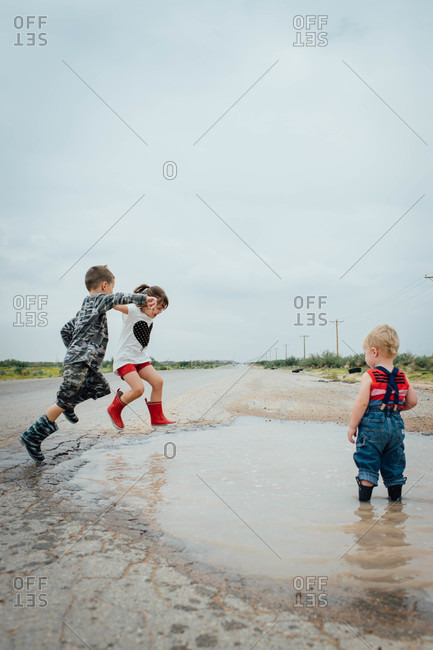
[376,366,400,411]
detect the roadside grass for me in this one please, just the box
[0,359,234,380]
[254,351,433,384]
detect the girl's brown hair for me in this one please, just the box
[134,284,169,309]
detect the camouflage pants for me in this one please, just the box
[56,362,111,411]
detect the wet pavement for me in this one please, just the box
[2,370,433,649]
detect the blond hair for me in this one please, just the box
[364,324,400,356]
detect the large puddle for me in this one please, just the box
[71,417,433,609]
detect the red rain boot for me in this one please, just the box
[107,389,126,430]
[145,399,176,426]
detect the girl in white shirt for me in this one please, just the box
[107,284,176,429]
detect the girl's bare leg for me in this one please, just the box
[138,365,163,402]
[119,371,145,404]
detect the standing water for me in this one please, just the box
[71,417,433,611]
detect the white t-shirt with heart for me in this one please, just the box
[113,304,154,374]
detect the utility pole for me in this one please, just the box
[299,335,309,359]
[330,320,344,356]
[285,344,287,360]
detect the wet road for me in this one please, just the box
[0,365,247,445]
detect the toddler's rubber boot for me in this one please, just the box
[145,399,176,426]
[357,479,373,502]
[107,389,126,430]
[64,410,79,424]
[20,414,59,463]
[387,484,402,501]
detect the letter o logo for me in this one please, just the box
[164,442,176,459]
[163,161,177,180]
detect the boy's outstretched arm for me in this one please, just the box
[401,382,418,411]
[96,293,157,313]
[347,373,372,443]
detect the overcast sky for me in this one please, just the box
[1,0,432,363]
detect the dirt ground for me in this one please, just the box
[167,366,433,433]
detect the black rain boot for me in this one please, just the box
[387,484,402,501]
[357,479,374,502]
[64,410,79,424]
[20,415,59,462]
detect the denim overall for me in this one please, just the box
[354,367,407,488]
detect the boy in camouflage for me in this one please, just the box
[20,265,156,463]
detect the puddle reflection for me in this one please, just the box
[71,417,433,607]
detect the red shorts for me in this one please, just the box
[117,362,151,378]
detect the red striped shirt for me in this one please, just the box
[367,368,409,409]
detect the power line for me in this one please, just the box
[343,276,426,322]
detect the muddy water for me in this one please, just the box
[71,417,433,609]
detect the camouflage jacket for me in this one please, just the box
[61,293,148,370]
